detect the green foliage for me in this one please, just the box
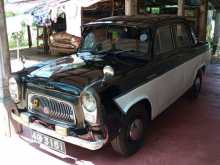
[8,26,29,49]
[5,11,16,17]
[9,32,29,49]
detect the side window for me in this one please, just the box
[154,25,174,55]
[173,23,192,48]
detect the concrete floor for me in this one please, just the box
[1,64,220,165]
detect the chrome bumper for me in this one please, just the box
[11,112,105,151]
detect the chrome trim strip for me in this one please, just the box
[11,112,105,151]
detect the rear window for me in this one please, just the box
[154,25,174,55]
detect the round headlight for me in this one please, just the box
[81,91,97,112]
[9,77,20,103]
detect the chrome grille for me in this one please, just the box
[28,93,76,124]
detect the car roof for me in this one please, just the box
[84,15,186,28]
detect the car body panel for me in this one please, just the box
[114,47,209,119]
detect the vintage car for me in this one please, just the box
[10,15,210,156]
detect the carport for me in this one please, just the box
[1,0,220,164]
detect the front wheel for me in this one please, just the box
[111,108,149,156]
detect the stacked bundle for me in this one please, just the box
[49,32,81,54]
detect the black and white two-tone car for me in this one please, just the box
[10,16,210,156]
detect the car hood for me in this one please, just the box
[27,52,145,92]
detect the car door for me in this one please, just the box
[152,25,184,116]
[172,23,198,91]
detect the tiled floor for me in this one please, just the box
[1,64,220,165]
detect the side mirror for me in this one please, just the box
[83,66,115,90]
[103,66,114,81]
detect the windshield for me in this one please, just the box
[79,25,150,58]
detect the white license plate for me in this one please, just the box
[31,130,66,154]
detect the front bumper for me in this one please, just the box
[11,112,105,151]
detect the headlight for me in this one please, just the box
[9,77,20,103]
[81,90,98,124]
[81,91,97,112]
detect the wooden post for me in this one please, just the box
[125,0,137,16]
[0,0,21,136]
[199,0,208,41]
[43,26,49,55]
[111,0,114,16]
[27,25,32,48]
[177,0,184,16]
[16,32,20,59]
[37,26,39,47]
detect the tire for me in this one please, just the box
[190,70,202,98]
[111,105,149,156]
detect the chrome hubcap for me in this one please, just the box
[129,119,144,141]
